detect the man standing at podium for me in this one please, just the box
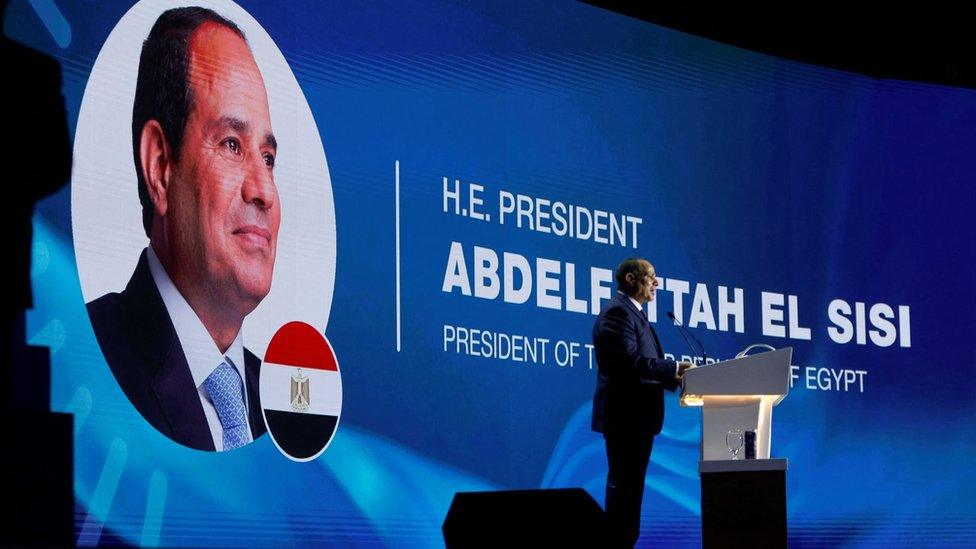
[592,258,693,546]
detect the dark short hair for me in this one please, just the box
[615,257,646,292]
[131,7,246,237]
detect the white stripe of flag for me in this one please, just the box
[261,362,342,416]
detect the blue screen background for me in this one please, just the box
[7,0,975,546]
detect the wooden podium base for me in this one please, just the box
[700,459,787,548]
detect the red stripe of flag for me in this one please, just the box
[264,321,337,371]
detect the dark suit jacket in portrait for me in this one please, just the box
[87,250,266,451]
[591,292,678,436]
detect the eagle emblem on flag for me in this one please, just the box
[290,368,310,412]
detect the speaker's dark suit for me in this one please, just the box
[87,250,266,451]
[592,292,678,546]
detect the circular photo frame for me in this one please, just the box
[72,0,336,452]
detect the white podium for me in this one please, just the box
[681,347,793,547]
[680,347,792,461]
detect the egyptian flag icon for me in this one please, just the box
[261,321,342,461]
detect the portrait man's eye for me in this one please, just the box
[223,137,241,154]
[263,152,275,168]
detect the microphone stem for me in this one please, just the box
[669,313,700,364]
[669,312,708,364]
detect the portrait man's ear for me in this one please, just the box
[138,119,173,219]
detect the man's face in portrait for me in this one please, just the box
[166,22,280,317]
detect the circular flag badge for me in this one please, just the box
[260,322,342,461]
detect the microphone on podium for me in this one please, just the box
[667,310,707,365]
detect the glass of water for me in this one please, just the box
[726,429,744,460]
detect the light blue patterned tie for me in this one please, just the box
[203,361,249,451]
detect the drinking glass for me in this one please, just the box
[726,429,744,460]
